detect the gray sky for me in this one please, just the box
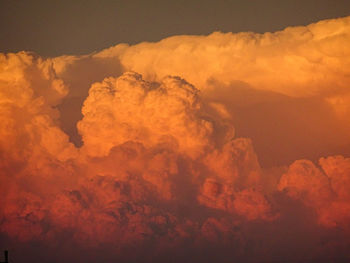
[1,0,350,56]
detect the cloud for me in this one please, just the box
[77,72,215,158]
[0,52,77,163]
[1,16,350,263]
[278,156,350,229]
[95,16,350,98]
[0,67,270,257]
[52,15,350,167]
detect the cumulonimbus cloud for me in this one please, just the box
[1,16,350,263]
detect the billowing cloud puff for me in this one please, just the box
[198,138,277,221]
[0,52,77,163]
[278,156,350,229]
[1,16,350,263]
[78,72,214,158]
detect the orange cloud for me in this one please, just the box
[1,16,350,263]
[278,156,350,229]
[77,72,215,158]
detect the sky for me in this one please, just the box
[0,0,350,56]
[1,2,350,263]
